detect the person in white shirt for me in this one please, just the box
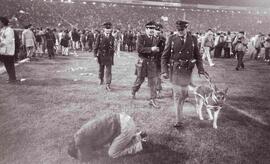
[0,17,17,83]
[201,29,215,66]
[22,24,36,60]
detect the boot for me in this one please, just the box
[132,91,136,99]
[106,84,111,91]
[173,121,184,128]
[99,79,104,85]
[149,99,160,109]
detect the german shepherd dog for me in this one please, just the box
[190,76,228,129]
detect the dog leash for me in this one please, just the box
[202,74,215,90]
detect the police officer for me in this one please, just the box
[131,21,160,108]
[161,20,208,128]
[154,22,166,97]
[94,22,115,91]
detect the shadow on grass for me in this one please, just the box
[228,95,268,103]
[220,104,270,131]
[78,141,189,164]
[19,78,96,86]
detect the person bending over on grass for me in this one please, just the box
[67,112,147,162]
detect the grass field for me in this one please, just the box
[0,51,270,164]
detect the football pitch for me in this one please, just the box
[0,51,269,164]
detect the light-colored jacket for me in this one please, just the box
[0,26,15,56]
[22,29,36,47]
[233,36,248,52]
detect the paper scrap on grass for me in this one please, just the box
[80,73,94,76]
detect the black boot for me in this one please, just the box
[149,99,160,109]
[173,121,184,128]
[100,79,104,85]
[131,91,136,99]
[106,84,111,91]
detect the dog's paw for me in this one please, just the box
[199,117,204,120]
[213,125,218,129]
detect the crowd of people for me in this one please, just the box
[1,0,270,35]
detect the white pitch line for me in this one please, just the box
[0,58,30,74]
[225,103,269,126]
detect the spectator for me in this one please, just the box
[60,30,70,56]
[263,34,270,64]
[0,16,17,83]
[233,31,248,71]
[202,29,215,66]
[22,24,36,60]
[45,28,56,59]
[67,113,146,161]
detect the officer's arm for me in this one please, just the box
[161,35,172,74]
[93,34,100,57]
[193,36,205,73]
[137,35,152,54]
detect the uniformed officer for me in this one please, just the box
[154,22,166,97]
[161,20,208,128]
[131,21,160,108]
[94,22,115,91]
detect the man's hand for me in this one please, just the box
[94,57,98,63]
[151,46,160,52]
[160,73,169,80]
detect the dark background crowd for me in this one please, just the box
[1,0,270,36]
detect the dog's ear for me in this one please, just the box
[224,87,229,94]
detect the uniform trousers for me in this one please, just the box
[132,76,157,99]
[156,67,162,92]
[172,84,189,122]
[99,64,112,84]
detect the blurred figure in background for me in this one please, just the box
[263,34,270,64]
[233,31,248,71]
[0,17,18,83]
[202,29,215,66]
[224,31,232,58]
[22,24,36,60]
[45,28,56,59]
[60,30,70,56]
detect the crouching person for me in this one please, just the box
[67,113,146,161]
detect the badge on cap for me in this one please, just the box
[176,20,189,28]
[145,21,156,29]
[103,22,112,29]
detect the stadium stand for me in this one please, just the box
[1,0,270,35]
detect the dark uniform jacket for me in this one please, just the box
[135,34,159,78]
[161,32,204,86]
[94,33,115,65]
[154,35,166,70]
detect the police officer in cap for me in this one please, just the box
[94,22,115,91]
[131,21,160,108]
[161,20,208,128]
